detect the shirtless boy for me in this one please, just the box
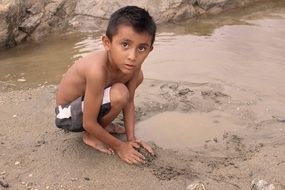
[55,6,156,164]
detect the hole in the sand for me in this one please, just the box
[136,111,241,150]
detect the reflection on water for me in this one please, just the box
[0,0,284,90]
[73,35,103,59]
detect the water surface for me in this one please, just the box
[136,111,241,149]
[0,1,284,91]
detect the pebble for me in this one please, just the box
[71,177,78,182]
[178,88,192,95]
[15,161,20,165]
[12,115,17,118]
[0,176,9,188]
[251,179,276,190]
[28,174,33,177]
[17,78,27,82]
[0,171,6,175]
[84,177,90,181]
[186,182,206,190]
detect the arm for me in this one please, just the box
[123,70,144,141]
[123,70,154,155]
[83,67,123,151]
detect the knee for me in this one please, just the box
[110,83,129,106]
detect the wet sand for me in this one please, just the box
[0,78,285,189]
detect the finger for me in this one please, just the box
[124,156,137,165]
[108,147,115,155]
[130,141,140,149]
[141,142,154,155]
[124,158,132,164]
[129,155,142,164]
[135,139,142,143]
[132,149,145,160]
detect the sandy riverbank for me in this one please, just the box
[0,78,284,189]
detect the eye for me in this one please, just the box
[138,46,147,52]
[121,41,129,48]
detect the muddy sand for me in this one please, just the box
[0,77,284,190]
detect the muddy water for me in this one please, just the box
[136,111,241,149]
[0,31,103,88]
[0,1,284,90]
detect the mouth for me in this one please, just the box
[124,64,135,70]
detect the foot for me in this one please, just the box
[105,123,125,134]
[83,132,114,155]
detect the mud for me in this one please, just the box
[1,76,284,189]
[135,145,157,167]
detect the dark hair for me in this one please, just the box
[106,6,156,45]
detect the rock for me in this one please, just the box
[0,3,9,47]
[32,22,51,41]
[13,29,28,44]
[26,0,45,14]
[72,0,257,32]
[19,13,43,33]
[251,179,276,190]
[0,172,6,175]
[17,78,27,82]
[0,0,76,49]
[0,0,265,48]
[186,182,206,190]
[178,88,192,96]
[197,0,228,10]
[0,176,9,188]
[14,161,20,165]
[71,177,78,182]
[84,177,90,181]
[207,6,223,15]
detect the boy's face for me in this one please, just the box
[103,25,153,74]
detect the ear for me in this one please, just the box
[102,35,111,50]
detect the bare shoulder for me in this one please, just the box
[77,51,108,79]
[78,51,107,69]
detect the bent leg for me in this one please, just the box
[99,83,129,131]
[82,83,129,153]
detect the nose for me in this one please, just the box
[127,49,137,61]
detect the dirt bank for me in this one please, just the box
[0,78,284,189]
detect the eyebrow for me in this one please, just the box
[121,39,150,47]
[139,43,150,47]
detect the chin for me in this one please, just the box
[121,67,136,74]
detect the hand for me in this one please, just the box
[115,141,145,164]
[135,139,154,156]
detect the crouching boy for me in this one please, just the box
[55,6,156,164]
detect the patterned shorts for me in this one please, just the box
[55,87,111,132]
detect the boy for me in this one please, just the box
[55,6,156,164]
